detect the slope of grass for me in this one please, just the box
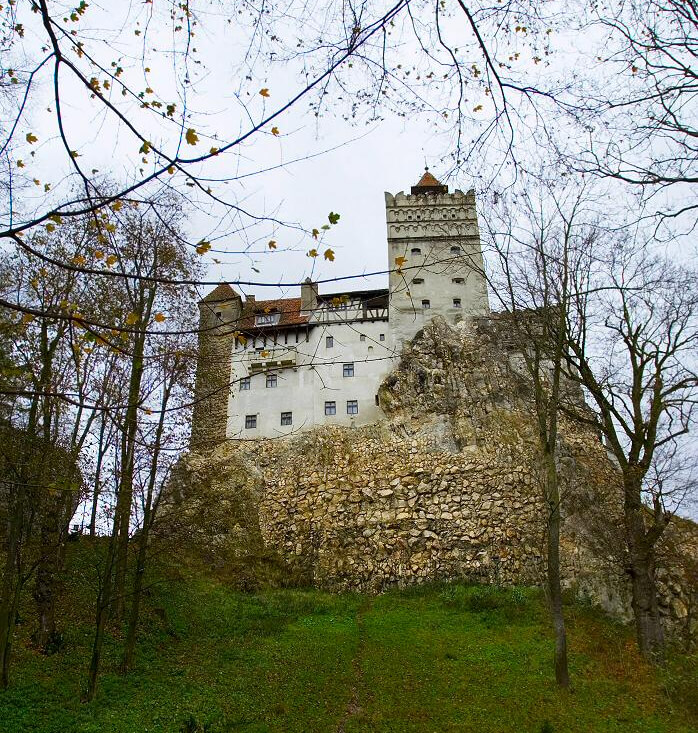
[0,548,696,733]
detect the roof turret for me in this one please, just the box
[411,167,448,195]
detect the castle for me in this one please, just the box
[191,170,490,445]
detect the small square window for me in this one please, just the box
[325,401,336,416]
[379,333,385,341]
[422,300,431,309]
[245,415,257,429]
[412,277,424,285]
[266,373,277,388]
[280,411,292,426]
[240,377,251,391]
[343,363,354,377]
[411,247,422,255]
[453,298,462,308]
[360,334,366,342]
[347,400,359,415]
[452,277,465,284]
[450,246,462,254]
[326,335,334,348]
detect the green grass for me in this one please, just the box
[0,551,696,733]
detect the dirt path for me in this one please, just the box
[336,598,373,733]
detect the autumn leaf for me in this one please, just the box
[16,160,24,168]
[260,350,269,357]
[125,312,139,325]
[106,254,118,266]
[307,248,318,258]
[153,312,166,323]
[22,313,34,324]
[328,211,340,225]
[324,248,335,262]
[312,228,319,239]
[94,250,104,259]
[166,104,176,117]
[196,240,211,255]
[49,214,62,224]
[139,141,151,154]
[473,105,483,112]
[167,165,175,174]
[395,256,407,267]
[268,240,277,249]
[72,254,86,265]
[26,132,37,144]
[209,147,219,155]
[234,331,248,346]
[46,223,55,233]
[110,200,123,212]
[271,126,280,136]
[259,88,270,97]
[185,128,199,145]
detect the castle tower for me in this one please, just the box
[190,283,242,449]
[385,170,489,343]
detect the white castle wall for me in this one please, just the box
[227,320,397,438]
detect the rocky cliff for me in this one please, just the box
[166,317,697,640]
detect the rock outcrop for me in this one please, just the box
[166,317,698,640]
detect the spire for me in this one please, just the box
[411,166,448,195]
[200,282,239,303]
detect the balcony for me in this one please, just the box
[245,346,298,371]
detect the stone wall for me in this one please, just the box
[170,316,698,639]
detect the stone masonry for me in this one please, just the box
[171,316,698,639]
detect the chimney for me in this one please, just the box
[301,278,318,313]
[246,294,255,304]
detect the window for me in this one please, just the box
[347,400,359,415]
[452,277,465,284]
[343,362,355,377]
[266,373,277,388]
[215,311,222,320]
[245,415,257,429]
[422,300,431,309]
[280,412,292,426]
[450,246,462,254]
[453,298,462,308]
[324,401,336,416]
[379,333,385,341]
[326,335,334,348]
[360,334,366,342]
[240,377,251,391]
[375,394,380,406]
[412,277,424,285]
[255,312,281,326]
[411,247,422,255]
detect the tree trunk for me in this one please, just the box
[545,452,570,688]
[625,489,665,662]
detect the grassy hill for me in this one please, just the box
[0,546,696,733]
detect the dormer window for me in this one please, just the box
[255,311,281,326]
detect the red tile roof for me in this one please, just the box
[200,283,239,303]
[414,170,444,188]
[239,297,309,331]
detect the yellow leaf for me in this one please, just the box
[167,165,175,174]
[395,256,407,267]
[49,214,62,224]
[26,132,37,144]
[110,200,123,212]
[30,278,38,288]
[196,240,211,254]
[33,178,40,186]
[106,254,118,266]
[260,350,269,357]
[72,254,86,265]
[271,127,280,136]
[16,159,24,168]
[139,141,151,154]
[125,312,139,325]
[22,313,34,324]
[144,408,153,415]
[323,248,335,262]
[46,223,55,233]
[153,312,166,322]
[259,88,270,97]
[473,105,483,112]
[209,147,219,155]
[268,240,277,249]
[185,128,199,145]
[94,250,104,259]
[234,331,247,346]
[312,228,319,239]
[70,150,79,158]
[307,248,318,258]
